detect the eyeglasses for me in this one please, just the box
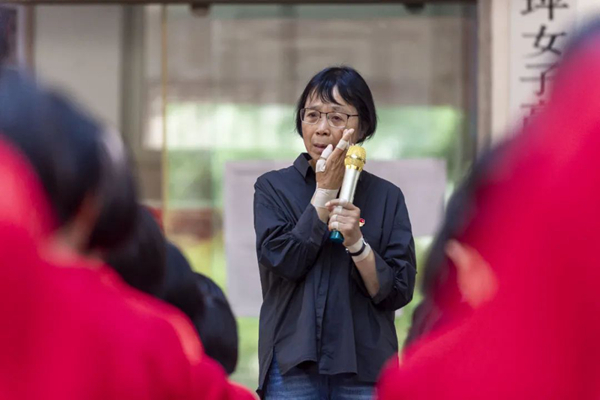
[300,108,358,129]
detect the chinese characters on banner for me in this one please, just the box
[510,0,577,127]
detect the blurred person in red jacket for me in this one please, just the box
[0,69,255,399]
[377,20,600,400]
[402,154,500,349]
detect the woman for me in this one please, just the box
[254,66,417,399]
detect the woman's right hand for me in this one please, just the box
[316,129,353,190]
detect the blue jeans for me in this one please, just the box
[264,357,374,400]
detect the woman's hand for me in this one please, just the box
[327,198,362,247]
[316,129,353,190]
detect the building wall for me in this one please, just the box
[34,5,123,130]
[489,0,600,143]
[33,5,164,203]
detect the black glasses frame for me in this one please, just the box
[300,108,359,128]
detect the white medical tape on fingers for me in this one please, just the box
[316,144,334,173]
[312,187,338,209]
[322,144,334,159]
[336,139,349,150]
[316,158,327,173]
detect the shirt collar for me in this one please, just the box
[294,153,313,180]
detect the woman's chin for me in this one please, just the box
[305,149,319,160]
[305,153,319,167]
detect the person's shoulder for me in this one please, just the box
[88,268,259,398]
[103,266,199,343]
[59,263,202,362]
[35,261,201,395]
[39,257,262,398]
[363,170,406,199]
[255,164,298,188]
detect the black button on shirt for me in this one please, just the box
[254,153,417,392]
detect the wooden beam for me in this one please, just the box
[477,0,492,153]
[11,0,475,4]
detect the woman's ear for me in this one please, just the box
[445,239,498,308]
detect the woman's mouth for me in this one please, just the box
[313,144,329,154]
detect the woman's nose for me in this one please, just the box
[315,114,330,135]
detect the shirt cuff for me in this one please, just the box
[370,250,395,304]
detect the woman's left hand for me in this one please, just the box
[326,199,362,247]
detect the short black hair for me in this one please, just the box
[193,273,238,375]
[161,242,203,321]
[105,206,166,296]
[86,133,138,252]
[46,92,104,226]
[295,66,377,143]
[160,244,238,375]
[0,70,103,227]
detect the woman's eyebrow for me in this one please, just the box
[305,104,349,112]
[331,105,349,112]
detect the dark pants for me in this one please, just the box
[264,357,374,400]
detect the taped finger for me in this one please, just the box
[316,144,334,173]
[322,144,334,159]
[316,158,327,173]
[336,139,349,150]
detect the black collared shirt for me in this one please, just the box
[254,153,417,392]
